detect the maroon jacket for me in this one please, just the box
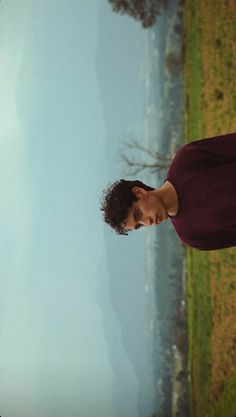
[166,132,236,250]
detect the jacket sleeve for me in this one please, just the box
[187,132,236,163]
[170,132,236,177]
[183,229,236,251]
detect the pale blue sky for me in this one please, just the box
[0,1,153,417]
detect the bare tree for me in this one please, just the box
[120,139,172,176]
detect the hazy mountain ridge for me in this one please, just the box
[95,2,145,175]
[96,238,158,417]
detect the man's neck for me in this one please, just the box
[156,180,179,216]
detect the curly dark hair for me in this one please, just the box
[100,179,154,235]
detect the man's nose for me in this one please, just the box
[142,217,153,227]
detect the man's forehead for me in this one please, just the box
[122,210,135,231]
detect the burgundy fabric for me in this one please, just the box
[165,132,236,250]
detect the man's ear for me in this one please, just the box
[132,187,146,198]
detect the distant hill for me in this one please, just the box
[95,1,145,174]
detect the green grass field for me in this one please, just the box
[183,1,236,416]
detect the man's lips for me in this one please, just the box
[155,214,161,224]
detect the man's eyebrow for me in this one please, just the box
[121,221,129,233]
[121,221,133,233]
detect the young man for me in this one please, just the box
[101,132,236,251]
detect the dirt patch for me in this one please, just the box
[208,249,236,402]
[199,1,236,136]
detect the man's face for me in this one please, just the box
[123,187,168,231]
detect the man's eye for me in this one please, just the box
[136,209,142,220]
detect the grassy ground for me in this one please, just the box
[183,1,236,416]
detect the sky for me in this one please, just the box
[0,1,152,417]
